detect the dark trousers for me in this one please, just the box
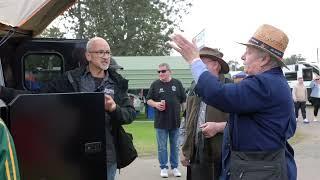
[188,163,215,180]
[187,134,223,180]
[313,98,320,116]
[294,101,306,119]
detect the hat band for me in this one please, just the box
[249,37,284,59]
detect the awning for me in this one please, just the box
[0,0,76,37]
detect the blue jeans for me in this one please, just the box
[156,128,179,169]
[107,162,117,180]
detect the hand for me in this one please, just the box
[180,151,190,167]
[104,95,116,112]
[168,34,200,64]
[155,101,165,111]
[200,122,224,138]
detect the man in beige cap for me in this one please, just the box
[170,24,297,180]
[180,47,231,180]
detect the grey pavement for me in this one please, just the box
[117,157,187,180]
[294,106,320,180]
[118,106,320,180]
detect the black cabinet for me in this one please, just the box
[9,92,106,180]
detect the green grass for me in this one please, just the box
[123,113,306,157]
[134,112,150,121]
[123,119,157,157]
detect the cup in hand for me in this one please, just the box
[161,100,166,110]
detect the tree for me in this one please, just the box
[283,54,306,65]
[63,0,192,56]
[228,60,242,71]
[38,26,66,38]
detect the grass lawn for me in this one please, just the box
[123,113,304,157]
[123,113,157,157]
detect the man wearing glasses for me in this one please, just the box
[0,37,136,180]
[146,63,186,178]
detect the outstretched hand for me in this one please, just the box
[168,34,200,64]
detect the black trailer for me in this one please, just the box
[0,1,113,179]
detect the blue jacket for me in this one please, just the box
[195,67,297,180]
[310,80,320,98]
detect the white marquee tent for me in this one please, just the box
[0,0,76,37]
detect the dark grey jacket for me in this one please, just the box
[0,66,136,164]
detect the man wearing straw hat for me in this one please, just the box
[169,24,296,180]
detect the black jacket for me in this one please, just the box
[0,66,136,164]
[0,66,135,125]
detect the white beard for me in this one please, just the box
[100,64,109,70]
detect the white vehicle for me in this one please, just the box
[283,61,320,96]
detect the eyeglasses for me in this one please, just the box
[89,50,112,57]
[157,70,167,73]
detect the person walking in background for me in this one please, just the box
[170,24,296,180]
[310,75,320,122]
[180,47,231,180]
[0,118,20,180]
[292,77,308,123]
[147,63,186,178]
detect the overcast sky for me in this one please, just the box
[179,0,320,64]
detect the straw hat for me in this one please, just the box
[199,47,229,74]
[238,24,289,67]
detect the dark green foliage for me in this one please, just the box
[64,0,192,56]
[38,26,66,38]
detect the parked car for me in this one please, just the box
[128,93,142,113]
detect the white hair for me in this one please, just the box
[256,48,281,68]
[86,37,106,52]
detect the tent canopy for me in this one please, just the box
[0,0,76,37]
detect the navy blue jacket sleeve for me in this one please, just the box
[196,71,278,113]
